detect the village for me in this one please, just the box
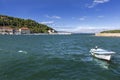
[0,26,30,35]
[0,26,72,35]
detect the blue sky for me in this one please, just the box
[0,0,120,33]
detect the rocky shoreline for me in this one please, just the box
[95,33,120,37]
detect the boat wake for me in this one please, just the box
[93,58,109,69]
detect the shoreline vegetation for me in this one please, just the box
[0,14,72,35]
[95,30,120,37]
[0,14,54,34]
[95,33,120,37]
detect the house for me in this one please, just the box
[0,26,13,35]
[19,27,30,34]
[48,29,55,34]
[0,26,31,35]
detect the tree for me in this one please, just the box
[0,14,55,33]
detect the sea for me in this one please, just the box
[0,34,120,80]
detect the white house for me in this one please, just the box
[48,29,55,34]
[19,27,30,34]
[0,27,13,35]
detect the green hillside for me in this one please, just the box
[101,30,120,33]
[0,14,54,33]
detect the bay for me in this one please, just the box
[0,34,120,80]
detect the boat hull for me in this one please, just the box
[90,48,115,61]
[91,53,111,61]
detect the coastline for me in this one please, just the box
[95,33,120,37]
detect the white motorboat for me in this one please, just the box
[90,47,115,61]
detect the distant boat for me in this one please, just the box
[90,46,115,61]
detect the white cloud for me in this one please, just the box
[94,0,109,3]
[79,16,87,21]
[45,15,61,19]
[79,17,85,21]
[88,0,110,8]
[40,21,54,24]
[55,26,119,33]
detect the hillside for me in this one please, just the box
[95,30,120,37]
[0,15,54,33]
[101,30,120,33]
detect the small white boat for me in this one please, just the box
[90,46,115,61]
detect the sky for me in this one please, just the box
[0,0,120,33]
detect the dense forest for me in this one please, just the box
[101,30,120,33]
[0,14,54,33]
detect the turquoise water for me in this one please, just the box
[0,34,120,80]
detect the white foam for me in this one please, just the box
[18,50,27,54]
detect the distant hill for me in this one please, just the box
[0,14,54,33]
[101,30,120,33]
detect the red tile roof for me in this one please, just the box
[20,27,29,30]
